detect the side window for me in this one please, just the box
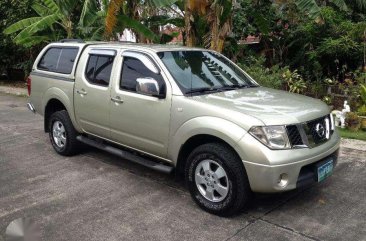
[38,48,61,72]
[57,48,79,74]
[38,47,78,74]
[85,55,114,87]
[120,56,165,93]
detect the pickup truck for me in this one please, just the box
[27,40,340,216]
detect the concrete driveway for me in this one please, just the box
[0,93,365,241]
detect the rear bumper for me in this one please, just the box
[27,102,36,113]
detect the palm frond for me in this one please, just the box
[117,15,159,42]
[57,0,79,17]
[90,26,105,40]
[147,15,184,28]
[105,0,124,37]
[330,0,348,11]
[353,0,366,10]
[3,17,43,34]
[79,0,99,27]
[29,14,60,34]
[40,0,60,13]
[294,0,322,20]
[16,36,52,47]
[32,3,52,17]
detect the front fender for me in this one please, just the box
[168,116,248,165]
[42,87,82,132]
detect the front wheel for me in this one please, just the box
[49,110,81,156]
[185,143,251,216]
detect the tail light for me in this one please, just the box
[26,76,31,96]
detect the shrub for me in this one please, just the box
[238,56,287,90]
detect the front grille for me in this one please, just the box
[286,114,333,148]
[306,116,328,144]
[286,125,304,147]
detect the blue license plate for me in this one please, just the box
[317,159,333,182]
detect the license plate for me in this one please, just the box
[317,159,334,182]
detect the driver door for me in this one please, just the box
[109,51,172,158]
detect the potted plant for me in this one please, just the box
[346,112,361,132]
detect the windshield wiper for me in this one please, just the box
[217,84,248,91]
[185,87,220,95]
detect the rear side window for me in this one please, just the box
[85,55,114,87]
[38,47,79,74]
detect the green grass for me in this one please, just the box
[337,127,366,141]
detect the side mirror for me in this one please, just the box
[136,78,164,98]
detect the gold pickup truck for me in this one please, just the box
[27,40,340,216]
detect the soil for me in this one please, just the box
[0,80,27,89]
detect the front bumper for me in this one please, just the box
[237,130,341,193]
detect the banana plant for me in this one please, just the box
[291,0,366,21]
[3,0,81,47]
[103,0,179,42]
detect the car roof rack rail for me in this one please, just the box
[59,39,85,43]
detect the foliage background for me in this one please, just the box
[1,0,365,111]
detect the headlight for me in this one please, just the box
[249,126,291,150]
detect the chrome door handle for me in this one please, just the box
[111,96,124,104]
[76,89,87,95]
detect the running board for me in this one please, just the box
[76,136,173,174]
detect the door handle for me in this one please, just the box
[111,96,124,104]
[76,89,87,95]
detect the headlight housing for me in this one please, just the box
[249,126,291,150]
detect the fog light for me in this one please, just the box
[278,173,289,188]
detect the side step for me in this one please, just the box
[76,136,174,174]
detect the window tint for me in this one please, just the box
[38,47,78,74]
[85,55,114,87]
[120,56,164,93]
[57,48,79,74]
[38,48,60,72]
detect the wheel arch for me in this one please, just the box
[171,117,248,178]
[43,87,81,133]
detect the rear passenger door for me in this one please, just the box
[74,49,116,138]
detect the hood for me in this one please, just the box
[191,87,330,126]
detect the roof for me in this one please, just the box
[50,40,206,52]
[92,42,205,52]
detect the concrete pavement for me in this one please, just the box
[0,93,365,241]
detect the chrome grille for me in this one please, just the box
[286,114,333,148]
[286,125,304,147]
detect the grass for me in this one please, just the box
[337,127,366,141]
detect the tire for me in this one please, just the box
[185,143,251,216]
[48,110,81,156]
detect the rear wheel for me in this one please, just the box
[185,143,251,216]
[49,110,81,156]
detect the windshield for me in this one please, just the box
[157,51,258,95]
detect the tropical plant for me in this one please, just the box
[3,0,83,47]
[238,56,287,89]
[360,84,366,104]
[346,111,361,131]
[103,0,179,43]
[0,0,36,77]
[283,69,307,94]
[357,105,366,116]
[182,0,233,52]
